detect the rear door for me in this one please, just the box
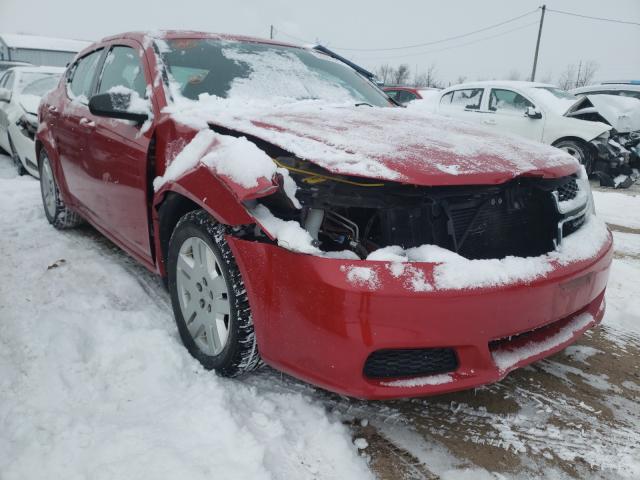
[437,87,485,124]
[82,40,155,262]
[56,48,105,210]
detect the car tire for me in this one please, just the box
[8,135,26,176]
[38,150,83,229]
[553,139,594,175]
[167,209,262,376]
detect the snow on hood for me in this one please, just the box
[18,94,41,115]
[165,96,579,186]
[581,95,640,133]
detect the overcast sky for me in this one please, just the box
[1,0,638,85]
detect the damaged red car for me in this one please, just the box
[36,31,613,399]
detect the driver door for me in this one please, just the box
[479,88,545,142]
[83,41,155,263]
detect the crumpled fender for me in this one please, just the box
[152,164,274,226]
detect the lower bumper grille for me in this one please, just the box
[364,348,458,379]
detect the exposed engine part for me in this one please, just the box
[304,208,324,242]
[255,160,589,261]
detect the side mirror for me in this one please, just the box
[0,87,11,103]
[525,106,542,119]
[89,90,149,124]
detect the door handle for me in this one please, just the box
[79,117,95,128]
[482,119,496,125]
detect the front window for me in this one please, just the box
[98,46,147,97]
[489,89,534,113]
[528,86,576,115]
[159,39,391,106]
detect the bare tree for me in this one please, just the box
[455,75,467,85]
[557,60,599,90]
[392,64,411,85]
[375,64,394,85]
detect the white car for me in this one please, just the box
[429,81,612,172]
[571,81,640,100]
[0,66,65,177]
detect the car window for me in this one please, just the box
[439,91,453,105]
[2,72,15,91]
[395,90,418,104]
[22,75,61,97]
[441,88,483,110]
[489,89,534,113]
[97,46,147,97]
[68,49,103,101]
[385,90,399,100]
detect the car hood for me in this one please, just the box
[17,94,41,115]
[565,94,640,133]
[168,99,579,186]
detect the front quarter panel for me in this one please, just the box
[542,113,611,144]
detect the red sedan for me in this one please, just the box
[36,31,612,399]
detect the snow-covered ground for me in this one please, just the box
[0,154,372,480]
[1,152,639,479]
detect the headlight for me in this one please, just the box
[17,113,38,140]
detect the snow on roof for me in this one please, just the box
[442,80,556,92]
[0,33,90,53]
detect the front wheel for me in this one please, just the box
[167,210,261,376]
[38,150,83,229]
[553,139,594,175]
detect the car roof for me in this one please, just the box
[98,30,302,50]
[3,66,65,75]
[441,80,556,93]
[571,84,640,93]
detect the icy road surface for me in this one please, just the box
[1,153,639,479]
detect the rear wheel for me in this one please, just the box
[553,139,594,175]
[167,210,261,376]
[38,150,83,229]
[8,135,26,176]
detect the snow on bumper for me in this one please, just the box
[227,220,613,400]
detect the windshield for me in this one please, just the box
[528,86,577,115]
[159,39,391,106]
[16,72,59,94]
[21,75,60,97]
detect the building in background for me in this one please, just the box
[0,33,90,67]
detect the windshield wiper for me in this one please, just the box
[355,102,374,107]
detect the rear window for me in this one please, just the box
[440,88,483,110]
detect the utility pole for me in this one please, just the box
[270,25,274,40]
[530,5,546,81]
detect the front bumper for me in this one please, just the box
[227,231,613,400]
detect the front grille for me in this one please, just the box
[363,348,458,379]
[556,178,579,202]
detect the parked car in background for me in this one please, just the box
[571,80,640,100]
[37,31,612,399]
[0,60,31,74]
[0,66,64,176]
[383,86,440,105]
[430,81,634,185]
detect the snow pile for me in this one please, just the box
[153,130,300,206]
[381,373,453,388]
[0,163,373,480]
[492,312,595,372]
[340,265,380,289]
[250,204,319,255]
[593,190,640,229]
[164,94,577,184]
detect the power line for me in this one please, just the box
[350,21,539,62]
[329,8,539,52]
[547,8,640,27]
[273,28,312,45]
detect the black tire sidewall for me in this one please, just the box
[167,215,241,372]
[555,139,592,174]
